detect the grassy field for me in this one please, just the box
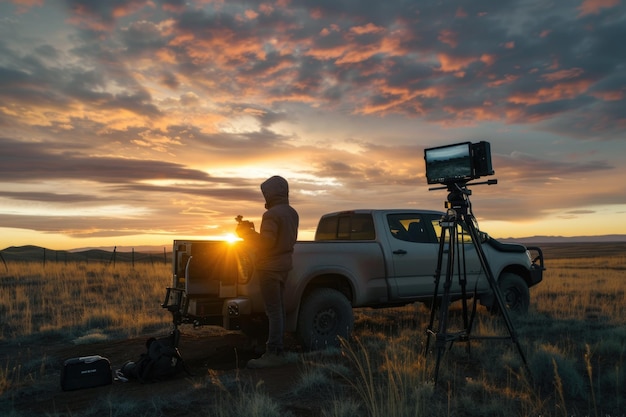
[0,243,625,416]
[0,261,172,341]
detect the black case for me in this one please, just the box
[60,355,113,391]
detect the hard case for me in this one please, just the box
[60,355,113,391]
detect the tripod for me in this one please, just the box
[424,181,528,384]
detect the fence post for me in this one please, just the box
[0,250,7,272]
[108,246,117,267]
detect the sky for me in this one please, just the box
[0,0,625,250]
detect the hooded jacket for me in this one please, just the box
[242,176,299,272]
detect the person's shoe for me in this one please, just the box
[246,352,288,369]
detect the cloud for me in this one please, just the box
[1,0,625,243]
[0,137,211,183]
[577,0,621,16]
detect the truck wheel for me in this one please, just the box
[494,272,529,314]
[297,288,353,351]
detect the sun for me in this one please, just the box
[223,233,241,243]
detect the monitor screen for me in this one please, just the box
[424,142,473,184]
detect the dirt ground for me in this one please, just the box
[1,327,319,416]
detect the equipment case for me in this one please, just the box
[60,355,113,391]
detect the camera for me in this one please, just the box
[235,215,255,236]
[424,141,494,185]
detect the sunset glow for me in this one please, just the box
[0,0,625,250]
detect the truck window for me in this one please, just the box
[387,213,437,243]
[315,213,375,240]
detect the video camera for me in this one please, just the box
[424,141,494,185]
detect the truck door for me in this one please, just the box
[385,213,483,299]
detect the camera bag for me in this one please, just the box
[60,355,113,391]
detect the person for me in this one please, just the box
[236,175,299,368]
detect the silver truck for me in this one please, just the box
[162,209,544,350]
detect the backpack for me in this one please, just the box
[120,330,188,383]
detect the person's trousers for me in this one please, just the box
[257,269,288,354]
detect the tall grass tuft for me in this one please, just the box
[332,336,435,417]
[552,358,568,417]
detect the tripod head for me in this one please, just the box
[430,179,497,217]
[446,182,471,212]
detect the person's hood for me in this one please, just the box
[261,175,289,208]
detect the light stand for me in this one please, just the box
[423,180,528,384]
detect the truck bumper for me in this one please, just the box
[162,287,252,331]
[526,246,545,287]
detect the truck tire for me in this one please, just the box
[495,272,530,314]
[297,288,353,351]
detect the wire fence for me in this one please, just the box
[0,246,172,271]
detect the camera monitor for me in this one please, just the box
[424,141,494,184]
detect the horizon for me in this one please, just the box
[1,1,625,250]
[4,233,626,254]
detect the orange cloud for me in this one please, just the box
[437,53,476,72]
[438,30,458,48]
[350,23,385,35]
[541,68,585,82]
[540,30,551,38]
[442,104,501,124]
[480,54,496,66]
[487,74,519,87]
[589,90,624,101]
[259,3,274,15]
[170,27,267,68]
[113,1,154,19]
[308,24,410,65]
[244,9,259,20]
[334,44,384,65]
[305,44,346,60]
[508,79,593,105]
[358,82,449,116]
[578,0,621,16]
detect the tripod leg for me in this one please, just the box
[424,225,448,357]
[433,220,456,384]
[465,217,529,368]
[456,227,472,356]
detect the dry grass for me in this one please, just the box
[1,244,625,416]
[0,261,172,341]
[532,256,626,323]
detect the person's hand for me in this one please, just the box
[236,220,255,237]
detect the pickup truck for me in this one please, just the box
[162,209,544,350]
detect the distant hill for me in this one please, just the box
[0,245,171,264]
[68,245,170,253]
[498,234,626,244]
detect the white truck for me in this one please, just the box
[162,209,544,350]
